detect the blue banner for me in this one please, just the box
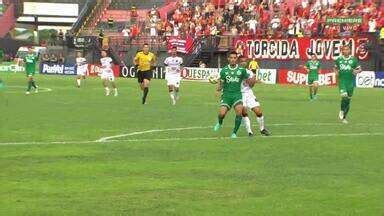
[374,72,384,88]
[40,62,77,75]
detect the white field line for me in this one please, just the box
[0,123,382,146]
[96,123,382,142]
[4,85,52,93]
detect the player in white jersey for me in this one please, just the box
[164,47,183,105]
[75,52,88,88]
[100,50,118,96]
[239,56,270,136]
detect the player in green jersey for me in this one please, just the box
[18,47,39,95]
[305,53,321,101]
[334,45,362,124]
[213,51,253,138]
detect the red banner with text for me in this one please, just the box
[234,37,370,61]
[278,68,336,86]
[87,64,120,77]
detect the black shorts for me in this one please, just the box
[251,69,257,74]
[137,70,152,83]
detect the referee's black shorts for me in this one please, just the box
[137,70,153,83]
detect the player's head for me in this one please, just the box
[310,53,316,60]
[77,51,83,58]
[101,50,107,57]
[28,47,33,54]
[238,56,248,68]
[171,46,177,56]
[228,51,238,66]
[143,43,150,54]
[341,45,351,57]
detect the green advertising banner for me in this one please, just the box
[326,17,362,24]
[0,62,26,73]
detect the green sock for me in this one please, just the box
[218,115,224,125]
[344,98,351,118]
[341,97,348,112]
[27,80,32,91]
[232,115,242,134]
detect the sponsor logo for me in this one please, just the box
[373,71,384,88]
[120,66,165,79]
[356,71,375,88]
[256,69,277,84]
[40,63,77,75]
[0,64,25,73]
[181,67,218,81]
[42,64,64,74]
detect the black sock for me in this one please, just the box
[142,87,149,104]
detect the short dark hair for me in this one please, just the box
[143,43,149,47]
[228,51,237,57]
[172,46,177,50]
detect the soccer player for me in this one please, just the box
[334,45,362,124]
[75,51,88,88]
[134,43,156,104]
[100,50,118,97]
[164,47,183,105]
[305,54,321,101]
[239,56,271,136]
[18,47,38,95]
[248,57,259,74]
[213,51,253,138]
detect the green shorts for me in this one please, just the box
[339,82,354,97]
[308,75,319,85]
[26,71,35,77]
[220,94,243,109]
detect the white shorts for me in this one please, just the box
[77,65,88,76]
[101,72,115,82]
[242,91,260,109]
[165,73,181,87]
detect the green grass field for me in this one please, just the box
[0,73,384,215]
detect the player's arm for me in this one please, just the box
[304,62,309,73]
[353,59,362,75]
[247,76,257,88]
[133,53,139,66]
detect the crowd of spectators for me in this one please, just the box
[41,52,65,64]
[137,0,384,39]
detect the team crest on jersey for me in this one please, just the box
[237,70,241,75]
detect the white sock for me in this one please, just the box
[170,92,175,101]
[77,79,81,86]
[257,116,265,131]
[242,116,252,134]
[114,88,118,93]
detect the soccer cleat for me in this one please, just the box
[142,97,146,105]
[313,95,317,100]
[260,128,271,136]
[213,123,222,132]
[34,86,39,93]
[25,91,30,95]
[230,133,237,139]
[171,99,176,106]
[341,119,349,124]
[248,132,254,137]
[338,111,344,120]
[106,90,110,96]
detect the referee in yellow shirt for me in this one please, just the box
[134,43,156,104]
[248,57,259,74]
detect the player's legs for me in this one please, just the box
[110,78,118,97]
[26,75,37,94]
[76,75,82,87]
[251,106,270,136]
[313,81,319,99]
[339,87,353,123]
[102,78,110,96]
[232,102,244,138]
[308,84,314,100]
[242,107,253,136]
[214,105,229,131]
[142,78,150,104]
[168,84,176,105]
